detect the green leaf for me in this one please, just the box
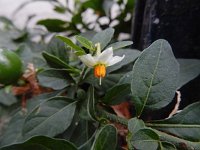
[0,92,61,147]
[76,35,95,51]
[0,112,25,147]
[107,49,141,73]
[131,39,179,117]
[91,28,114,50]
[128,117,145,135]
[37,68,74,90]
[56,35,85,56]
[91,125,117,150]
[0,136,77,150]
[129,128,160,150]
[177,59,200,88]
[42,52,79,74]
[102,84,130,105]
[106,41,133,50]
[46,37,69,63]
[0,88,17,106]
[37,19,68,32]
[148,102,200,142]
[160,142,176,150]
[22,98,76,139]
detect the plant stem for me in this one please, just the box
[97,108,128,126]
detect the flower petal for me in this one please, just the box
[107,55,125,66]
[79,54,96,67]
[97,47,113,64]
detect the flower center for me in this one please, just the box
[94,64,106,78]
[94,64,106,85]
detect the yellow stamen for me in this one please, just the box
[94,64,106,85]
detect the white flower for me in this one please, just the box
[79,44,125,85]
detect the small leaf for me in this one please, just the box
[91,125,117,150]
[131,39,179,117]
[42,52,80,74]
[128,117,145,135]
[106,41,133,50]
[148,102,200,142]
[130,128,160,150]
[37,68,74,90]
[22,98,76,139]
[161,142,176,150]
[91,28,114,50]
[177,59,200,88]
[37,19,68,32]
[0,136,77,150]
[102,84,130,105]
[56,35,85,56]
[76,35,95,51]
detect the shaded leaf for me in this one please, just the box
[91,28,114,50]
[129,128,160,150]
[22,98,76,139]
[149,102,200,142]
[131,39,179,117]
[107,49,141,73]
[177,59,200,88]
[37,19,68,32]
[128,117,145,135]
[0,88,17,106]
[102,84,130,105]
[106,41,133,50]
[37,68,74,90]
[0,136,77,150]
[42,51,80,74]
[91,125,117,150]
[56,35,85,56]
[76,35,95,51]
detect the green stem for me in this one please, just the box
[152,129,200,150]
[97,108,128,126]
[146,123,200,128]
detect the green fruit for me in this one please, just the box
[0,48,23,85]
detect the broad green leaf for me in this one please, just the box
[0,136,77,150]
[128,117,145,135]
[118,71,132,84]
[56,35,85,56]
[0,88,17,106]
[102,84,130,105]
[37,19,68,32]
[22,98,76,139]
[148,102,200,142]
[37,68,74,90]
[76,35,95,51]
[91,125,117,150]
[42,51,80,74]
[107,49,141,73]
[91,28,114,50]
[106,41,133,50]
[0,92,61,147]
[0,112,25,147]
[129,128,160,150]
[177,59,200,88]
[131,39,179,117]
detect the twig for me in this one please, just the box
[167,91,181,118]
